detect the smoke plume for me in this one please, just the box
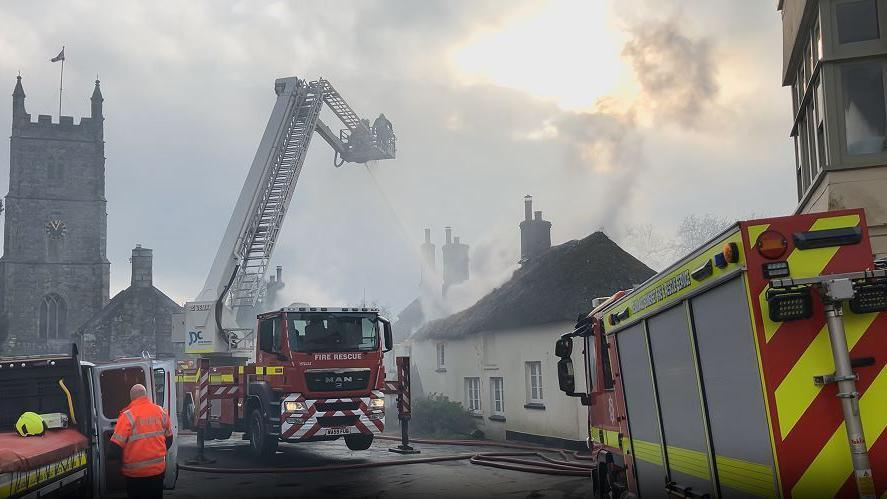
[622,20,718,127]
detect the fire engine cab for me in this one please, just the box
[557,209,887,498]
[178,306,392,456]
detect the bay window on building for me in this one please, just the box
[787,0,887,202]
[792,16,828,198]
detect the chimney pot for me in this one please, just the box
[524,195,532,221]
[424,228,431,243]
[454,236,460,244]
[534,210,542,220]
[445,226,452,245]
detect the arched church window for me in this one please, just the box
[39,293,67,339]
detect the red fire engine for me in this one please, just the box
[557,209,887,498]
[173,76,398,458]
[177,306,393,456]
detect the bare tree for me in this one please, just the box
[673,214,732,258]
[619,213,733,271]
[618,224,677,271]
[362,299,393,319]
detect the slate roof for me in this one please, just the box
[78,286,182,332]
[414,232,654,340]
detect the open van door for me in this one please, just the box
[151,359,179,489]
[89,360,152,498]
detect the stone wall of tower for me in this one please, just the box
[0,77,109,355]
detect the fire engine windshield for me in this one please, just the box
[287,313,378,353]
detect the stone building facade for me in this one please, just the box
[76,245,182,361]
[0,76,110,355]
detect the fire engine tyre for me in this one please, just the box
[344,434,374,451]
[249,409,278,458]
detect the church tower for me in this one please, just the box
[0,76,110,354]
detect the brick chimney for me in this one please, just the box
[420,228,436,284]
[442,228,469,295]
[519,195,552,264]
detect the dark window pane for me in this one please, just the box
[799,116,811,190]
[600,330,614,390]
[836,0,880,44]
[39,300,48,338]
[842,62,887,154]
[154,369,166,406]
[56,297,67,338]
[100,367,146,419]
[794,135,802,198]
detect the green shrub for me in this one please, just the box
[409,393,478,438]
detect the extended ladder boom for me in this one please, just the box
[186,77,395,355]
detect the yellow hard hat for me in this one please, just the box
[15,412,46,437]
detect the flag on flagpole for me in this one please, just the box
[50,47,65,63]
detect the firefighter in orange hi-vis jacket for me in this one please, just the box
[110,384,173,499]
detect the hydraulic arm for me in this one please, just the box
[185,77,395,355]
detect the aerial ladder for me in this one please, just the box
[184,77,396,356]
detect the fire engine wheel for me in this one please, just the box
[249,409,278,458]
[344,434,374,451]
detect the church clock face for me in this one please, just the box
[45,219,67,239]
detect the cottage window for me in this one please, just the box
[436,342,446,370]
[490,377,505,416]
[526,361,543,404]
[465,377,481,414]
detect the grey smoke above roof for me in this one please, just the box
[414,232,654,340]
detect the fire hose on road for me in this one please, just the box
[178,435,597,477]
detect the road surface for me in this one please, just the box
[169,433,592,498]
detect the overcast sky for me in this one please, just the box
[0,0,795,315]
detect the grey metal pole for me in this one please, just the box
[196,427,206,461]
[400,418,410,448]
[823,301,875,499]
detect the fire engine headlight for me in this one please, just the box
[767,286,813,322]
[284,401,306,412]
[370,398,384,409]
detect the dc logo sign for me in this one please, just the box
[188,331,203,346]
